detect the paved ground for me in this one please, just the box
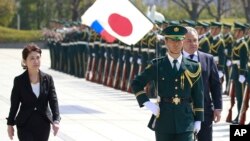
[0,48,249,141]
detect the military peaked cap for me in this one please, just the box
[196,21,209,28]
[234,22,246,31]
[223,23,232,29]
[161,25,187,41]
[210,21,222,28]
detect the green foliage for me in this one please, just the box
[0,0,16,26]
[0,26,42,42]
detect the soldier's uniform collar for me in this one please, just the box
[167,53,183,64]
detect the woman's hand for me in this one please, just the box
[52,123,60,136]
[7,125,14,140]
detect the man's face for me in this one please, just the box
[165,38,183,55]
[233,29,244,39]
[211,27,221,36]
[183,32,199,54]
[195,27,205,35]
[223,27,231,35]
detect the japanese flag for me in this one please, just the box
[81,0,153,45]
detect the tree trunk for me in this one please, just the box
[242,0,250,23]
[190,1,199,21]
[71,0,80,21]
[56,0,63,19]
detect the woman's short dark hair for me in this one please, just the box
[21,43,42,69]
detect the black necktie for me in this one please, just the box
[189,54,194,60]
[173,59,178,72]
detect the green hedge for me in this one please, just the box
[0,26,42,43]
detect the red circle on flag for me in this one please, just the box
[108,13,133,37]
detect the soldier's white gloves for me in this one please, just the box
[218,71,224,78]
[239,75,246,83]
[194,121,201,134]
[226,60,232,67]
[143,101,160,117]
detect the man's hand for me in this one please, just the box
[7,125,14,140]
[52,123,60,136]
[226,60,232,67]
[239,75,246,83]
[143,101,160,117]
[194,121,201,134]
[214,109,222,123]
[218,71,224,79]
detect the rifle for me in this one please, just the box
[89,42,100,82]
[107,45,119,87]
[96,42,106,83]
[239,83,250,125]
[120,47,131,91]
[84,44,92,81]
[113,45,125,89]
[226,80,236,122]
[102,44,112,85]
[126,49,139,93]
[85,30,96,80]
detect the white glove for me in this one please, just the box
[226,60,232,67]
[194,121,201,134]
[239,75,246,83]
[218,71,224,78]
[143,101,160,117]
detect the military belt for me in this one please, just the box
[161,97,192,105]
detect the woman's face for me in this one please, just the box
[24,51,41,71]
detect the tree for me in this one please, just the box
[206,0,231,22]
[241,0,250,23]
[172,0,213,21]
[71,0,81,21]
[0,0,16,26]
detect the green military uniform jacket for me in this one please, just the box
[223,33,234,61]
[198,36,211,53]
[131,56,204,133]
[210,34,226,72]
[231,38,248,80]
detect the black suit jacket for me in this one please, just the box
[7,70,60,126]
[198,51,222,118]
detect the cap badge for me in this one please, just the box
[174,27,179,32]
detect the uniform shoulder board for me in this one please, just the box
[146,57,165,69]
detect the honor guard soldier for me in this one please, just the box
[222,23,234,95]
[230,22,248,124]
[131,25,204,141]
[210,21,226,83]
[195,21,211,54]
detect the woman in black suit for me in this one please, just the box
[7,43,61,141]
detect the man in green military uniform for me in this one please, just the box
[195,21,211,53]
[210,22,226,83]
[230,22,248,124]
[131,25,204,141]
[222,23,234,94]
